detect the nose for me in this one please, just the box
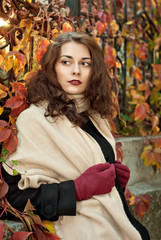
[72,63,80,75]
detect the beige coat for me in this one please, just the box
[3,103,142,240]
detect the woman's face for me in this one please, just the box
[55,41,92,95]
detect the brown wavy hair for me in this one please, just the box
[27,32,114,126]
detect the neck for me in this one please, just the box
[67,94,89,113]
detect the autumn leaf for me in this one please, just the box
[0,179,9,198]
[4,96,24,109]
[36,39,50,63]
[10,102,28,117]
[0,128,11,142]
[96,20,107,36]
[133,68,143,81]
[62,22,73,33]
[13,231,32,240]
[135,42,149,62]
[157,137,161,148]
[133,195,151,218]
[0,89,7,99]
[45,232,61,240]
[141,144,160,167]
[97,10,110,23]
[110,20,119,36]
[23,70,38,82]
[13,53,27,73]
[134,102,150,121]
[3,131,18,154]
[104,45,117,69]
[43,221,55,234]
[24,199,36,212]
[0,221,4,240]
[116,141,123,162]
[11,82,27,98]
[0,120,8,128]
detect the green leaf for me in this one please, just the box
[11,160,18,166]
[13,169,18,175]
[2,149,9,157]
[0,157,6,162]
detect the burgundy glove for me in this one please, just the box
[115,160,130,189]
[74,162,116,201]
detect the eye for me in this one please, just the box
[61,60,70,65]
[82,62,91,66]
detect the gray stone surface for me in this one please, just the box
[129,179,161,240]
[2,220,25,239]
[116,136,161,184]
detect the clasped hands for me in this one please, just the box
[74,161,130,201]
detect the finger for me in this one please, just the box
[114,160,122,165]
[115,163,130,173]
[94,162,111,172]
[99,164,116,178]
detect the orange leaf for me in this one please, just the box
[11,82,27,98]
[0,128,11,142]
[96,20,107,36]
[62,22,73,33]
[134,104,146,121]
[133,68,143,81]
[15,53,27,71]
[0,179,9,198]
[3,131,18,154]
[4,96,24,109]
[38,39,50,49]
[36,39,50,63]
[134,103,150,121]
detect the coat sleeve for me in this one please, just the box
[1,167,76,221]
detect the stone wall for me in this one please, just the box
[117,136,161,240]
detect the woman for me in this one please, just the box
[2,32,150,240]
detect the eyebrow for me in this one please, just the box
[60,55,91,60]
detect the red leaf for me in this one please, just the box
[3,131,18,154]
[0,221,4,240]
[0,179,9,198]
[96,20,107,35]
[97,10,110,23]
[10,102,28,117]
[32,226,46,240]
[135,200,145,218]
[0,128,11,142]
[4,96,24,109]
[11,82,27,98]
[0,120,8,128]
[13,231,32,240]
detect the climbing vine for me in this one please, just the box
[0,0,161,238]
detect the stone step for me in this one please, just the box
[128,178,161,240]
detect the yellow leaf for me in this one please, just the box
[43,220,55,234]
[0,107,3,115]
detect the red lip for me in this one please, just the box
[68,80,82,85]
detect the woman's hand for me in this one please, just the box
[115,160,130,189]
[74,162,116,201]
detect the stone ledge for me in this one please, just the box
[116,136,161,185]
[128,178,161,240]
